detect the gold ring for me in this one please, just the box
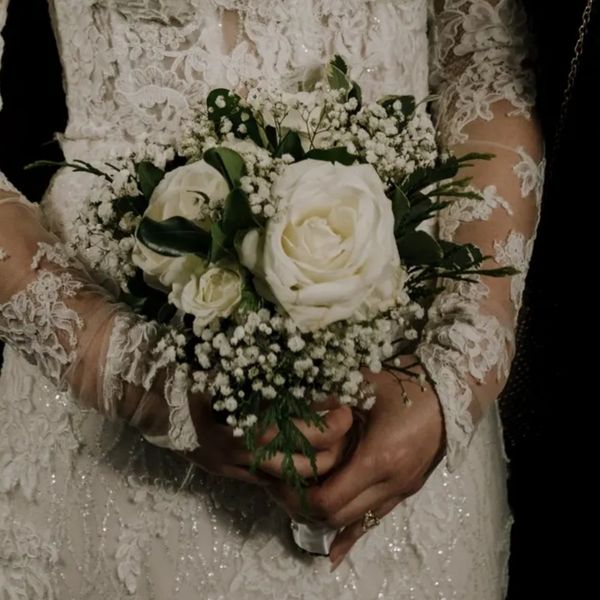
[362,509,381,532]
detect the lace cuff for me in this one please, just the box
[103,314,199,451]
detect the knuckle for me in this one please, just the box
[328,407,352,435]
[403,479,424,497]
[356,452,379,474]
[311,490,337,516]
[326,513,345,530]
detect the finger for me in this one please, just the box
[326,481,393,529]
[329,496,403,571]
[213,423,251,450]
[219,465,273,487]
[268,479,337,522]
[257,406,353,450]
[306,444,383,518]
[309,395,342,411]
[267,481,305,520]
[257,444,343,479]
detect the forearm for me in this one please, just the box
[0,193,198,450]
[417,102,543,465]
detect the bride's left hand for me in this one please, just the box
[269,363,446,569]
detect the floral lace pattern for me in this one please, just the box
[438,183,514,241]
[0,0,540,598]
[104,313,199,450]
[0,269,84,385]
[429,0,535,145]
[417,280,514,467]
[494,230,535,313]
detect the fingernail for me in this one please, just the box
[330,554,344,573]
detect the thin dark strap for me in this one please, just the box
[551,0,595,167]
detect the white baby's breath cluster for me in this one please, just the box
[189,303,418,437]
[73,165,139,291]
[222,139,291,219]
[246,85,348,150]
[72,144,177,292]
[330,101,439,184]
[182,95,294,220]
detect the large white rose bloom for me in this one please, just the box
[240,159,406,330]
[133,160,228,288]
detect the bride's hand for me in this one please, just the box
[175,392,271,486]
[181,395,353,486]
[253,400,354,480]
[269,361,446,566]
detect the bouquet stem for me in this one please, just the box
[291,520,338,556]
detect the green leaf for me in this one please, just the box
[115,195,148,217]
[457,152,495,165]
[406,195,434,221]
[203,147,247,189]
[137,217,211,257]
[476,266,520,277]
[327,62,352,92]
[397,231,443,266]
[210,223,228,263]
[25,159,112,181]
[403,156,460,194]
[245,119,270,149]
[206,88,268,148]
[136,161,165,200]
[157,302,177,324]
[378,95,416,118]
[275,131,306,161]
[238,287,261,313]
[126,269,150,297]
[207,88,241,125]
[392,188,410,234]
[305,147,356,166]
[330,55,349,75]
[265,125,279,150]
[222,189,255,236]
[439,241,483,269]
[120,292,147,312]
[396,194,450,235]
[349,81,363,109]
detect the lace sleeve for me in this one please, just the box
[420,0,544,470]
[0,3,199,452]
[0,195,200,451]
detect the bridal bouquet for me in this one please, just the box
[35,57,512,536]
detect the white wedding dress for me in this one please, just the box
[0,1,544,599]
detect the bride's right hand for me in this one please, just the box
[177,392,272,486]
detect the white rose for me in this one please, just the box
[146,159,229,223]
[133,160,228,288]
[239,160,405,330]
[132,246,207,288]
[170,264,243,333]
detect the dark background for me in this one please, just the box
[1,1,596,596]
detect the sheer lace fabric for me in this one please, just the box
[0,1,540,598]
[0,195,199,452]
[420,0,544,468]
